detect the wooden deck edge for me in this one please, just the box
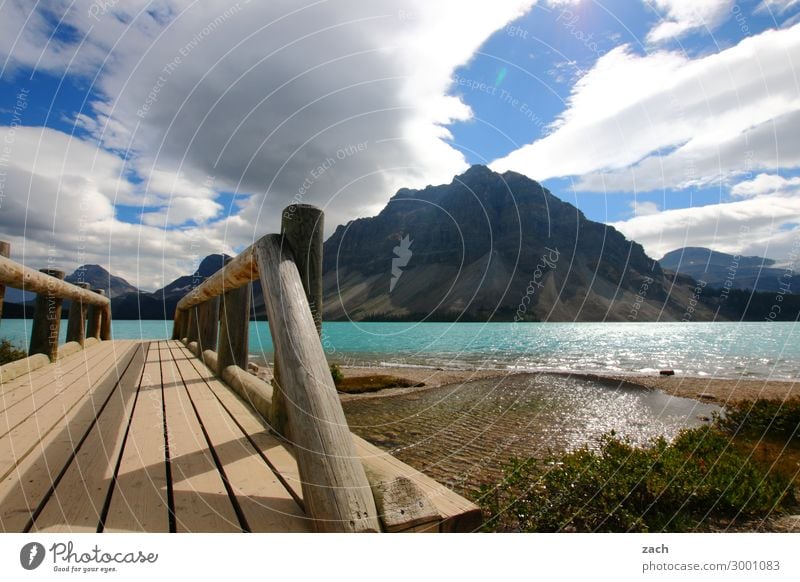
[181,341,482,533]
[0,338,105,385]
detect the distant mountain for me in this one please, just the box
[660,247,797,293]
[65,264,139,298]
[321,165,718,322]
[3,263,138,303]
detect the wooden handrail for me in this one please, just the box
[0,255,110,307]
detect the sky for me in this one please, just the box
[0,0,798,290]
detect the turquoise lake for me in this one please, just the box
[1,319,797,379]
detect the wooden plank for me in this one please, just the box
[254,234,379,532]
[158,342,241,532]
[0,342,141,532]
[102,345,170,532]
[166,342,308,532]
[30,343,147,532]
[0,340,113,414]
[217,282,251,374]
[352,436,483,533]
[0,342,137,483]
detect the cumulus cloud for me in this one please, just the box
[731,173,800,197]
[644,0,733,43]
[492,24,800,192]
[0,0,537,286]
[612,195,800,262]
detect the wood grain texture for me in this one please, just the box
[254,234,379,532]
[196,297,219,353]
[217,282,250,374]
[0,257,109,307]
[86,289,106,339]
[29,269,65,361]
[65,282,91,345]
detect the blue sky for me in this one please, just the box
[0,0,799,289]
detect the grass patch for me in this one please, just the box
[0,338,27,365]
[478,425,796,532]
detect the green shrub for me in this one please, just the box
[479,426,793,533]
[717,399,800,441]
[0,338,26,365]
[329,363,344,385]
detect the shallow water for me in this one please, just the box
[343,373,719,496]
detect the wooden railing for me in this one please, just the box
[172,204,389,532]
[0,242,112,366]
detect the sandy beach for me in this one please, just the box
[253,362,798,403]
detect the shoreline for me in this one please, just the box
[251,361,798,404]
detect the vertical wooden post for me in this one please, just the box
[217,280,251,375]
[100,303,112,341]
[66,282,91,345]
[0,241,9,322]
[281,204,324,333]
[186,305,199,344]
[272,204,325,435]
[86,289,105,339]
[29,268,65,361]
[253,234,379,532]
[171,310,182,340]
[196,297,219,352]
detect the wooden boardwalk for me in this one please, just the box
[0,339,311,532]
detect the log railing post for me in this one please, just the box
[253,234,379,533]
[171,309,185,340]
[100,302,112,341]
[272,204,325,435]
[217,276,251,375]
[29,268,65,361]
[186,305,199,344]
[66,282,91,345]
[0,241,9,322]
[86,289,105,339]
[197,297,219,352]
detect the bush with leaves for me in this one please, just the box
[0,338,26,365]
[479,426,793,532]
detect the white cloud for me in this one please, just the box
[0,0,538,286]
[630,200,661,216]
[731,173,800,197]
[612,195,800,261]
[492,25,800,194]
[645,0,733,44]
[756,0,800,15]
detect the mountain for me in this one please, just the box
[3,263,138,304]
[321,165,718,322]
[65,264,139,298]
[111,254,233,320]
[660,247,797,293]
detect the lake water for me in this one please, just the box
[2,319,795,380]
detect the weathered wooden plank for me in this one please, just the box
[254,234,379,532]
[31,343,147,532]
[158,342,241,532]
[0,344,112,412]
[102,345,170,532]
[352,436,483,532]
[29,269,65,361]
[0,353,51,385]
[0,256,109,307]
[0,342,140,532]
[0,342,136,480]
[167,342,308,532]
